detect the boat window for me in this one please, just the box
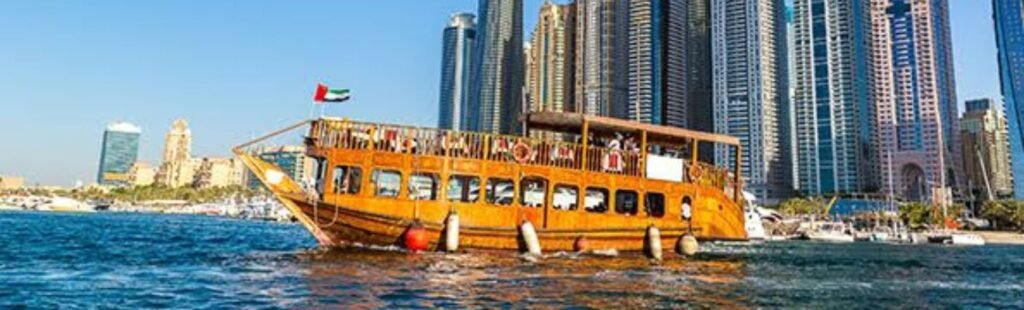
[645,193,665,218]
[370,169,401,198]
[584,187,609,213]
[332,166,362,194]
[447,175,480,203]
[552,185,579,211]
[485,178,515,206]
[519,177,547,208]
[615,190,639,216]
[408,173,439,200]
[311,157,326,196]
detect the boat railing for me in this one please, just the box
[309,119,717,179]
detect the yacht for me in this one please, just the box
[805,222,855,243]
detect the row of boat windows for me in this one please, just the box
[329,165,671,218]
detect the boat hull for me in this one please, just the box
[283,193,744,252]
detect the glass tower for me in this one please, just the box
[97,122,141,185]
[711,0,791,202]
[793,0,876,195]
[627,0,688,128]
[470,0,524,134]
[993,0,1024,199]
[870,0,961,202]
[438,13,476,131]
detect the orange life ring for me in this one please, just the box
[512,141,532,163]
[689,166,703,181]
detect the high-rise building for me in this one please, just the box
[792,0,876,195]
[471,0,524,134]
[96,122,141,185]
[194,158,246,189]
[627,0,688,128]
[0,176,25,190]
[576,0,630,118]
[711,0,791,202]
[870,0,961,202]
[438,13,477,131]
[993,0,1024,199]
[961,98,1014,199]
[686,0,715,162]
[527,1,576,115]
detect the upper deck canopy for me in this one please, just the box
[525,112,740,147]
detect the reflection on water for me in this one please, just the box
[299,249,747,308]
[1,211,1023,308]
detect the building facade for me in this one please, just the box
[0,176,24,190]
[527,1,576,115]
[128,162,156,187]
[627,0,688,128]
[960,98,1014,199]
[471,0,524,134]
[96,122,141,185]
[993,0,1024,199]
[576,0,630,118]
[870,0,961,202]
[194,158,246,189]
[438,13,477,131]
[157,119,195,187]
[711,0,791,202]
[792,0,876,195]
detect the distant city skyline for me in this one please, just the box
[0,1,1004,186]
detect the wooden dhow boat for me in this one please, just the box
[235,112,748,254]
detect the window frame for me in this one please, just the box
[644,192,665,218]
[331,165,362,195]
[615,189,640,216]
[407,172,440,201]
[370,169,402,198]
[485,177,515,206]
[518,177,548,208]
[584,187,610,213]
[552,184,579,211]
[446,174,481,203]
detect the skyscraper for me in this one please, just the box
[792,0,876,195]
[438,13,476,131]
[993,0,1024,199]
[471,0,524,134]
[527,1,576,114]
[576,0,629,118]
[627,0,688,128]
[960,98,1014,199]
[711,0,791,202]
[96,122,141,185]
[870,0,961,202]
[686,0,714,161]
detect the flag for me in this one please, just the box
[313,83,351,103]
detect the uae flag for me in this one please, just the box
[313,83,351,103]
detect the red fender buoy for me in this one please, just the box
[573,236,589,253]
[404,223,429,252]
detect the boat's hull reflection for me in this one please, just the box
[297,246,748,308]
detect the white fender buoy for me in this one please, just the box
[445,211,460,253]
[645,225,663,261]
[520,220,542,256]
[676,234,699,256]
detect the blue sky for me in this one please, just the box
[0,1,1000,186]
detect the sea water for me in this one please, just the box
[1,211,1022,308]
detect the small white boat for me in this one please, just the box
[806,222,855,243]
[742,191,767,241]
[39,197,96,213]
[949,234,986,246]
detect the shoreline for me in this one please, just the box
[976,231,1024,245]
